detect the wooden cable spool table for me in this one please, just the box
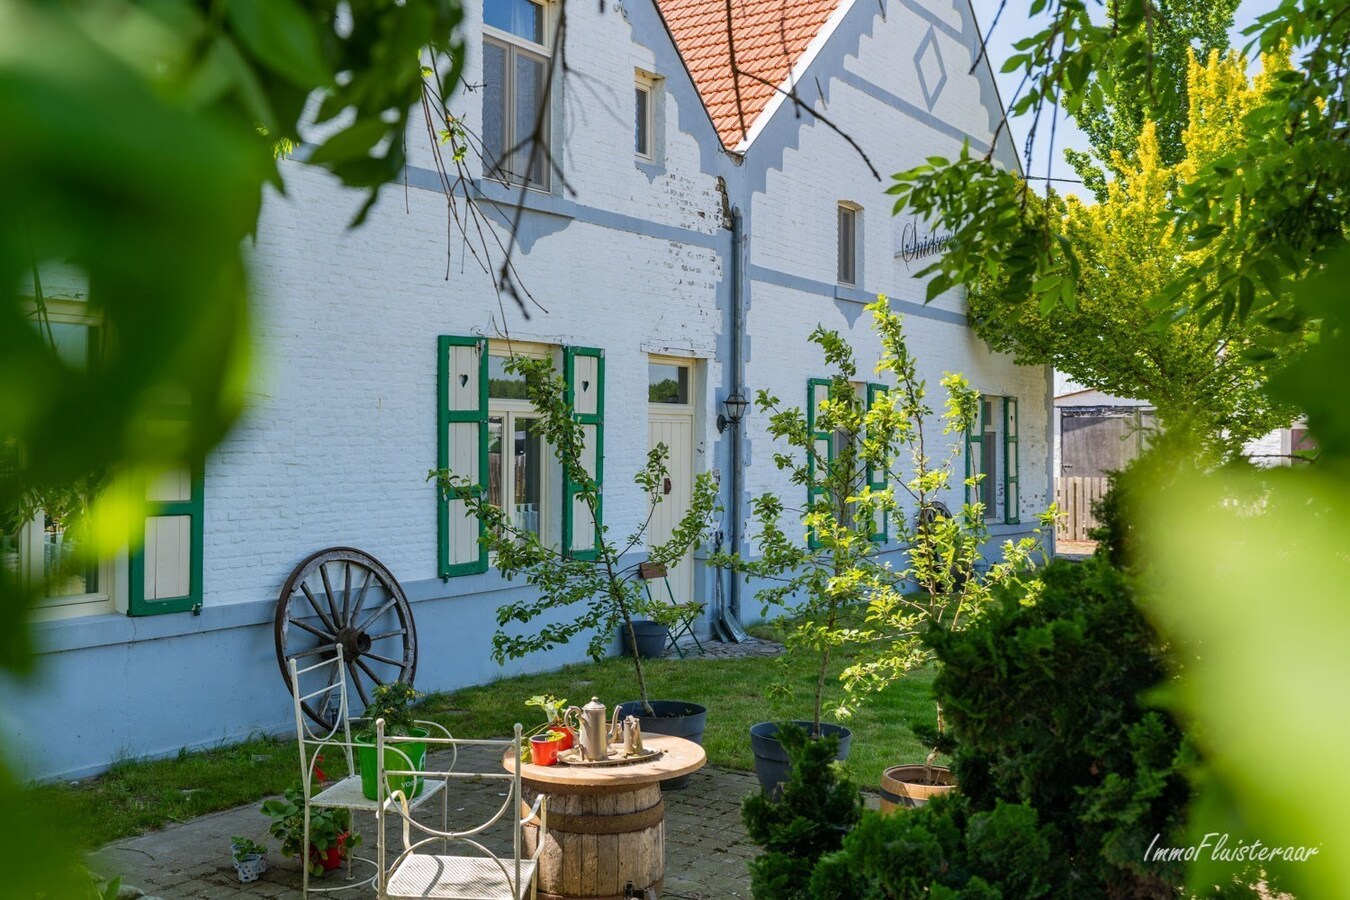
[501,734,706,900]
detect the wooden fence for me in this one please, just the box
[1055,476,1109,541]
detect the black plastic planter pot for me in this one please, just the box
[749,721,852,798]
[617,700,708,790]
[623,620,669,659]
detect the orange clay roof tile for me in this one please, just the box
[655,0,844,148]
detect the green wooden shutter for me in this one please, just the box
[806,378,832,550]
[965,395,984,509]
[438,335,489,577]
[562,346,604,560]
[865,383,889,542]
[1004,396,1020,524]
[129,468,204,616]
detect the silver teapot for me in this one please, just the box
[563,697,623,761]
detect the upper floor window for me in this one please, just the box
[635,74,655,160]
[837,203,860,285]
[483,0,552,188]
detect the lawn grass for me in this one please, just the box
[35,618,939,851]
[418,620,939,794]
[33,735,299,851]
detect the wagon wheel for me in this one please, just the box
[275,547,418,729]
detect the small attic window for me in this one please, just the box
[635,71,658,161]
[838,203,860,285]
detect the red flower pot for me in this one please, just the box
[310,832,347,872]
[553,725,575,751]
[530,734,564,766]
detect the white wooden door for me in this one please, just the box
[647,412,695,605]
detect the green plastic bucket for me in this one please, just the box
[356,728,428,801]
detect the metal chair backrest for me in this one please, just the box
[287,646,357,791]
[375,721,536,898]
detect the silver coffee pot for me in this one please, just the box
[563,697,622,761]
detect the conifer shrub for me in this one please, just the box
[802,558,1272,897]
[741,724,862,900]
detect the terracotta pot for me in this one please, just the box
[310,833,347,872]
[879,765,955,813]
[530,733,564,766]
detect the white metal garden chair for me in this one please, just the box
[376,721,546,900]
[288,646,453,896]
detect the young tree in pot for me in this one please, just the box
[714,326,887,794]
[431,355,718,722]
[837,297,1051,804]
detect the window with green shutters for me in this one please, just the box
[437,335,490,577]
[562,346,604,560]
[805,378,832,550]
[964,394,1020,525]
[806,379,887,546]
[865,383,889,542]
[129,468,204,616]
[1004,396,1020,524]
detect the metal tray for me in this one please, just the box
[557,746,664,767]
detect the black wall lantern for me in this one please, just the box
[717,391,750,433]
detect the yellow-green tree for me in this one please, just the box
[968,49,1297,456]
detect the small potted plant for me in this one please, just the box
[528,729,568,766]
[229,836,269,883]
[355,682,429,801]
[524,694,572,749]
[261,783,361,877]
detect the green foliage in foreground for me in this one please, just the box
[742,725,862,900]
[4,2,467,889]
[810,795,1057,900]
[805,557,1268,898]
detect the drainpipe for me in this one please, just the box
[718,207,749,642]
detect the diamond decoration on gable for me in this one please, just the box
[913,26,947,112]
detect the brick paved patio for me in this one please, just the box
[91,745,764,900]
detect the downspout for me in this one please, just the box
[719,206,749,642]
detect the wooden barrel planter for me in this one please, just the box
[879,764,955,813]
[525,783,665,900]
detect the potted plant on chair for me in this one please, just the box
[431,354,719,789]
[355,682,428,801]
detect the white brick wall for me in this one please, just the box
[738,0,1052,544]
[208,0,730,608]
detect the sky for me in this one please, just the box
[967,0,1282,195]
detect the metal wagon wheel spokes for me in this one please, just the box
[275,547,418,729]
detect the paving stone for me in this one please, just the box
[93,754,763,898]
[661,635,784,661]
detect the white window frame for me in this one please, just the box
[838,202,860,286]
[482,0,553,190]
[487,342,559,550]
[635,72,657,162]
[8,299,121,620]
